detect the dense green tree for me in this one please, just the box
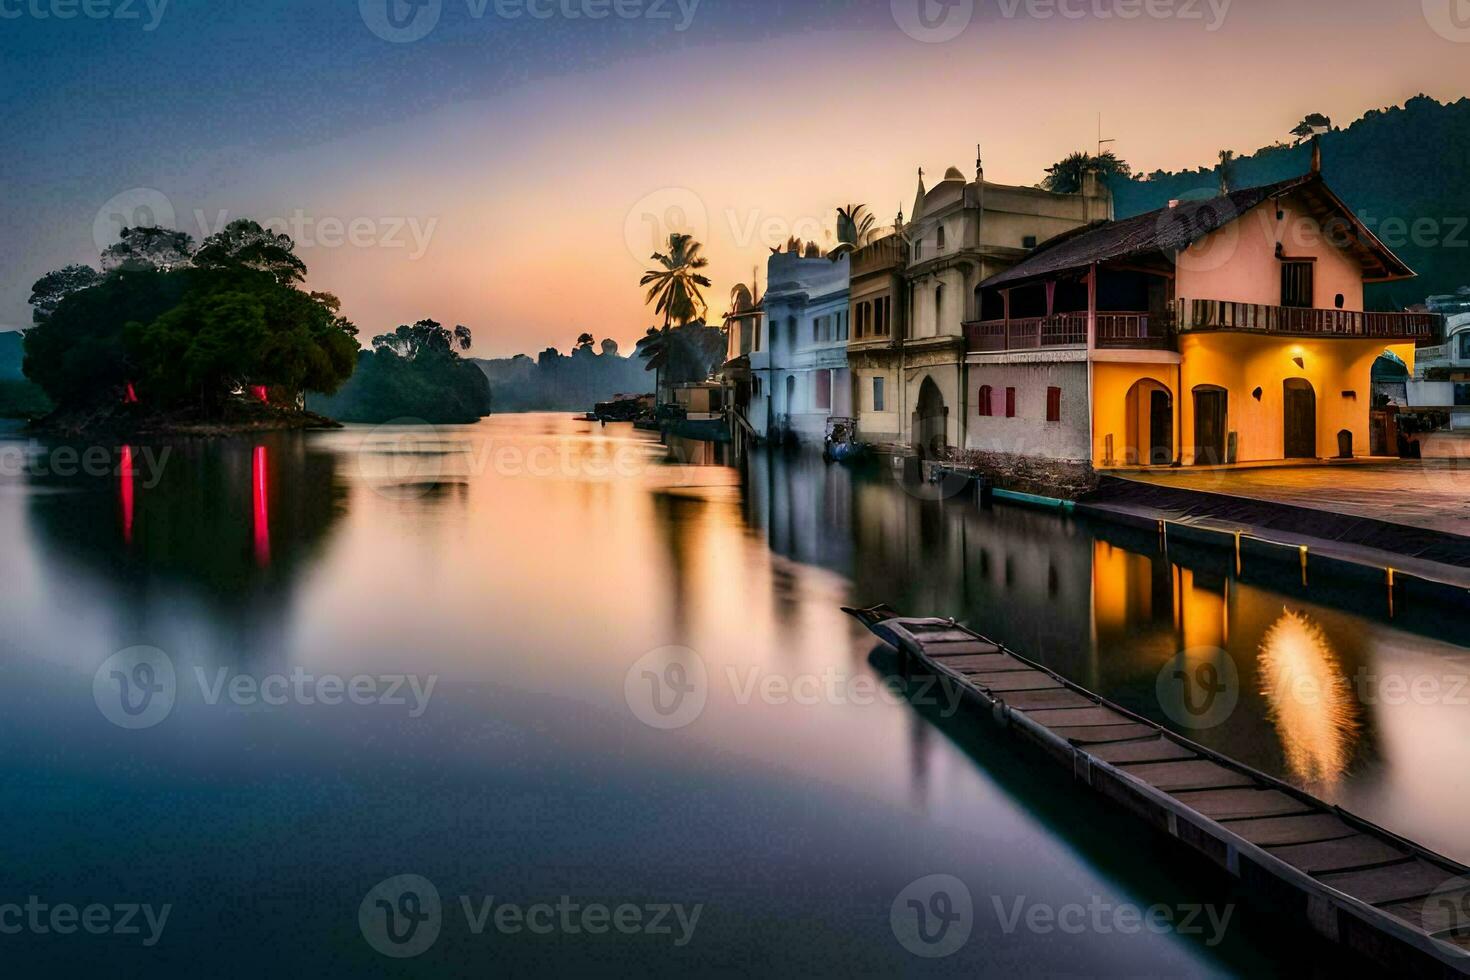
[28,264,102,323]
[101,226,195,272]
[310,319,490,424]
[193,219,308,284]
[1041,150,1132,193]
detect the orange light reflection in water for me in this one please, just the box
[1258,608,1360,788]
[252,445,270,567]
[119,445,135,545]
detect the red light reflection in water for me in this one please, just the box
[252,445,271,566]
[119,445,135,544]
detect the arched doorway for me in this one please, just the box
[1192,385,1228,465]
[1124,379,1173,465]
[1284,378,1317,458]
[913,376,947,459]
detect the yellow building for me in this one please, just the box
[967,159,1441,485]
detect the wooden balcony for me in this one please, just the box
[1178,299,1443,343]
[964,311,1176,353]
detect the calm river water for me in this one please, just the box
[1,413,1465,976]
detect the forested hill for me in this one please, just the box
[1107,95,1470,310]
[0,331,23,380]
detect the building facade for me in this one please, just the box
[752,249,851,446]
[847,231,908,447]
[963,160,1440,492]
[899,155,1112,459]
[1406,311,1470,431]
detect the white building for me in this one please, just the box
[750,249,851,445]
[1408,311,1470,430]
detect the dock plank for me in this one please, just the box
[965,671,1064,693]
[908,628,981,643]
[1379,889,1470,940]
[1027,706,1136,728]
[918,640,1003,657]
[1087,737,1198,765]
[1063,724,1159,744]
[1228,813,1359,847]
[940,654,1027,673]
[998,689,1096,711]
[1319,861,1463,906]
[1120,760,1256,792]
[1178,788,1314,821]
[1266,835,1411,875]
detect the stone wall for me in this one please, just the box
[949,447,1099,499]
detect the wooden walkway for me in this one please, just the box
[843,604,1470,976]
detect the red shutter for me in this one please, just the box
[1046,386,1061,422]
[1005,387,1016,418]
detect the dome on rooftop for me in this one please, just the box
[942,166,966,181]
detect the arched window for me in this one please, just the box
[977,384,993,417]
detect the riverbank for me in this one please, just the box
[27,402,345,439]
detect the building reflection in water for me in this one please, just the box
[1257,608,1361,788]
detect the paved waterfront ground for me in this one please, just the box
[1119,462,1470,539]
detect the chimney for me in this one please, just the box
[1310,134,1322,174]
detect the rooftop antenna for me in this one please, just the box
[1096,113,1115,159]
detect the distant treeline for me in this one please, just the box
[308,319,491,424]
[1108,95,1470,310]
[0,330,51,418]
[474,335,652,413]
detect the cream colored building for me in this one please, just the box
[898,153,1112,457]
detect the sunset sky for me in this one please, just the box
[4,0,1469,356]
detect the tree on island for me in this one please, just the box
[1041,150,1132,193]
[309,319,491,424]
[24,221,359,422]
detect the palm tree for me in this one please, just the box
[640,233,711,329]
[829,204,878,259]
[1217,149,1237,195]
[1041,150,1131,193]
[639,233,712,399]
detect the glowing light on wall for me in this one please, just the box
[252,445,271,567]
[1258,608,1359,787]
[124,382,139,405]
[251,386,269,404]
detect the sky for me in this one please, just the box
[3,0,1469,356]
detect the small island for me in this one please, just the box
[19,219,490,436]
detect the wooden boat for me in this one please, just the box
[842,602,1470,976]
[822,416,868,464]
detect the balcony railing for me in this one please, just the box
[964,311,1175,353]
[1178,299,1443,342]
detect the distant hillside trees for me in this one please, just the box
[476,336,651,412]
[24,218,359,416]
[308,319,492,424]
[1103,95,1470,309]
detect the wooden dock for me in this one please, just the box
[843,603,1470,976]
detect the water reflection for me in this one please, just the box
[1258,608,1361,788]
